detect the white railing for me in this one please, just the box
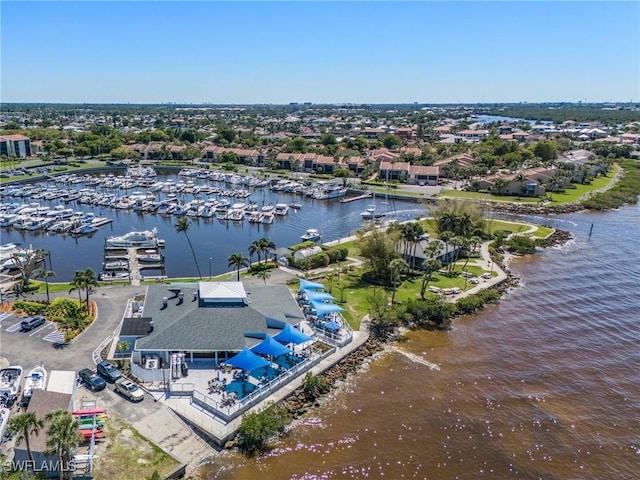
[130,362,170,383]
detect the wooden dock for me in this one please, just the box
[340,192,372,203]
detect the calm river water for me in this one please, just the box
[198,203,640,479]
[1,173,425,281]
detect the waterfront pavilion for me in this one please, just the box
[129,281,306,372]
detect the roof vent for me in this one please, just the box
[177,292,184,305]
[192,292,198,302]
[161,297,168,309]
[149,320,154,333]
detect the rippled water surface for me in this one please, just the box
[201,204,640,479]
[1,174,425,281]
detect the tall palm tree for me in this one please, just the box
[81,268,98,313]
[258,237,276,264]
[68,270,85,304]
[228,252,249,281]
[45,409,81,480]
[175,216,202,279]
[389,258,408,304]
[515,172,527,198]
[36,268,56,303]
[7,412,44,462]
[248,240,261,265]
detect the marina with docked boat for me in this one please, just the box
[0,166,426,281]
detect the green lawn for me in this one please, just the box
[369,187,424,198]
[437,189,541,203]
[437,165,620,206]
[546,165,619,204]
[531,225,554,239]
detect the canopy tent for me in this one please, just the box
[310,300,345,317]
[226,347,270,371]
[251,335,290,358]
[304,290,336,302]
[274,323,313,345]
[299,278,325,291]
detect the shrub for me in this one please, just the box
[13,300,47,315]
[505,235,537,254]
[237,404,290,454]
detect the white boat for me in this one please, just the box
[301,228,321,241]
[361,206,385,219]
[105,228,163,248]
[22,366,47,399]
[289,202,302,209]
[229,209,244,222]
[0,408,10,442]
[312,182,348,200]
[248,211,263,223]
[274,203,289,216]
[0,243,21,262]
[261,211,274,224]
[137,250,162,263]
[0,366,23,398]
[104,260,129,270]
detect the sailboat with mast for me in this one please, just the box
[361,191,385,219]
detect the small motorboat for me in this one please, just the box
[301,229,321,242]
[0,365,23,398]
[22,366,47,399]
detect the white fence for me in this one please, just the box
[130,361,170,383]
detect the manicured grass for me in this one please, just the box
[484,219,534,236]
[370,187,424,198]
[531,225,554,239]
[547,164,619,204]
[318,262,494,329]
[93,417,180,480]
[437,189,541,203]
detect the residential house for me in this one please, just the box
[378,161,410,182]
[0,134,32,158]
[457,129,489,142]
[204,146,262,165]
[400,237,463,270]
[433,125,454,139]
[408,165,439,186]
[476,167,559,196]
[433,153,476,170]
[394,127,414,140]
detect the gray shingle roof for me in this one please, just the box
[135,283,303,352]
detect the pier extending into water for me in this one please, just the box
[340,192,372,203]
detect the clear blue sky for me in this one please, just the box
[2,1,638,104]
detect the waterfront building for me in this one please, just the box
[0,134,32,158]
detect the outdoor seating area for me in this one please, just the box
[296,279,352,345]
[169,323,318,411]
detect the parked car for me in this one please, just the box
[78,369,106,392]
[114,378,144,402]
[96,361,122,383]
[21,315,46,331]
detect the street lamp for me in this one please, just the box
[208,257,212,280]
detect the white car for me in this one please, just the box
[115,378,144,402]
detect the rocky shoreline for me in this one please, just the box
[278,337,385,418]
[489,201,585,216]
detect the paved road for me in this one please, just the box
[0,285,135,371]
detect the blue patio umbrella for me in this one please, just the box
[274,323,313,345]
[226,347,270,372]
[310,300,345,317]
[251,335,290,357]
[324,321,340,332]
[299,278,325,291]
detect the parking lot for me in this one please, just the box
[1,312,66,344]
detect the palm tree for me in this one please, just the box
[228,252,249,281]
[438,231,453,273]
[68,270,85,304]
[253,269,271,284]
[420,258,442,299]
[515,172,527,198]
[388,258,408,304]
[7,412,44,462]
[258,237,276,264]
[81,268,98,313]
[492,178,508,196]
[45,409,81,480]
[175,216,202,279]
[36,268,56,303]
[248,240,261,265]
